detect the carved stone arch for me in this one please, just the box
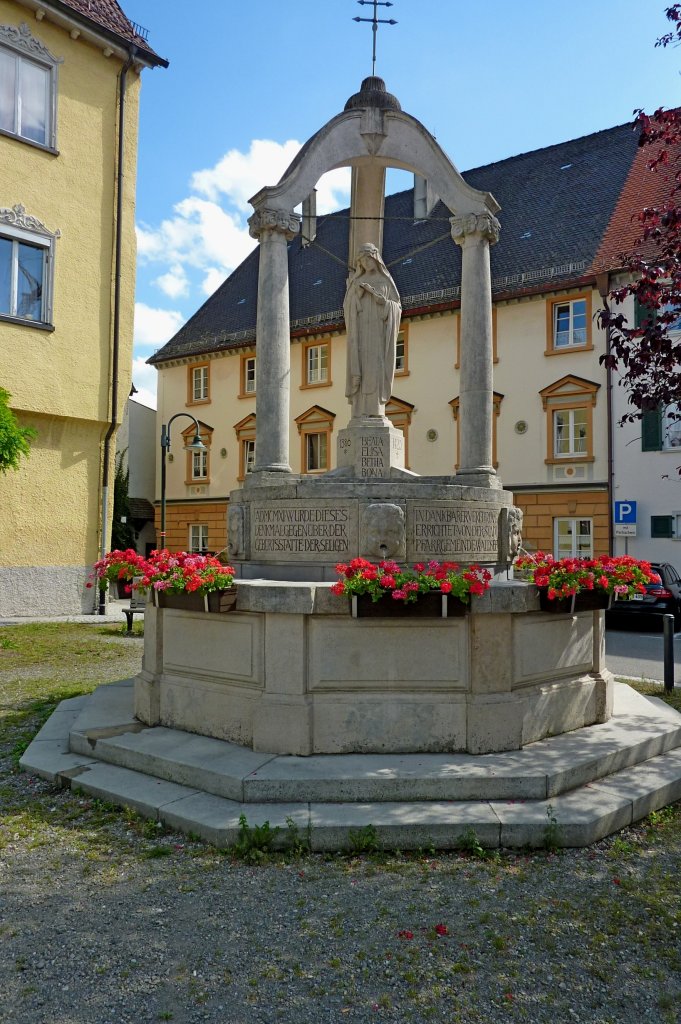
[250,106,498,219]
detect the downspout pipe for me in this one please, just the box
[596,272,614,557]
[98,45,137,614]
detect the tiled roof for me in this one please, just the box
[149,120,640,366]
[52,0,167,65]
[128,497,155,521]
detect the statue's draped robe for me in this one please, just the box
[344,270,402,418]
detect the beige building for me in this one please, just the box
[0,0,166,615]
[150,117,650,562]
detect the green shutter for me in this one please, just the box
[634,296,657,329]
[641,407,662,451]
[651,515,673,539]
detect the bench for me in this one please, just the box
[123,589,147,633]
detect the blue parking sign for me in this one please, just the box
[614,501,637,524]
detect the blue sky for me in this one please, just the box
[122,0,681,408]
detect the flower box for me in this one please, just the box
[538,590,612,614]
[154,587,238,613]
[351,593,467,618]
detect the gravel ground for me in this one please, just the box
[1,773,680,1024]
[1,625,681,1023]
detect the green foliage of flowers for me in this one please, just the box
[89,549,235,596]
[515,552,656,601]
[0,387,36,474]
[331,558,492,604]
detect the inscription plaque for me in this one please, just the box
[250,501,358,561]
[408,502,499,562]
[336,423,405,478]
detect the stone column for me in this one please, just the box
[247,207,300,477]
[451,212,501,490]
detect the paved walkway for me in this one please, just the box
[0,598,130,626]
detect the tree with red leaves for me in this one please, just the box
[598,5,681,421]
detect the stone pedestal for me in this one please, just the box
[336,418,407,479]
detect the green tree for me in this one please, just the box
[111,450,136,550]
[0,388,36,474]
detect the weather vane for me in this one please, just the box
[353,0,397,77]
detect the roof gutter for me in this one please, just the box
[98,44,135,613]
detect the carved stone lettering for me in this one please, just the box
[250,502,357,561]
[408,503,499,561]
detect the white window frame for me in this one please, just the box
[243,437,256,474]
[553,298,587,349]
[554,517,593,559]
[192,365,209,402]
[0,23,61,150]
[305,430,328,472]
[244,356,256,394]
[553,407,588,458]
[0,204,57,325]
[189,524,209,554]
[192,447,208,480]
[662,404,681,451]
[395,330,405,373]
[306,343,328,385]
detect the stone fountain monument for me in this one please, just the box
[134,78,613,758]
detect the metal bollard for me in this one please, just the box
[663,614,675,693]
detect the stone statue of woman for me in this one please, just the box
[343,242,402,419]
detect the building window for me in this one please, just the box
[301,340,331,388]
[295,405,335,473]
[540,375,599,464]
[305,431,327,472]
[642,404,681,451]
[545,292,592,353]
[234,413,256,481]
[651,515,674,539]
[182,422,212,484]
[553,408,587,458]
[395,327,409,376]
[189,524,209,554]
[243,437,256,475]
[0,23,60,150]
[240,353,256,397]
[554,517,593,559]
[187,362,210,405]
[455,308,498,367]
[0,205,57,325]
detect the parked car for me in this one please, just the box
[606,562,681,629]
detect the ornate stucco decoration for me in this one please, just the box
[248,208,300,240]
[450,212,501,246]
[0,204,60,239]
[0,23,63,65]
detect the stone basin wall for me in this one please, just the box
[134,581,613,756]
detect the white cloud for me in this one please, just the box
[137,138,351,305]
[191,138,302,209]
[134,303,185,347]
[154,263,189,299]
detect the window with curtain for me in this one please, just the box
[0,231,50,322]
[0,26,59,149]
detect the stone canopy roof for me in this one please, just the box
[48,0,167,66]
[149,120,642,366]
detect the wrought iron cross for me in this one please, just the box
[353,0,397,77]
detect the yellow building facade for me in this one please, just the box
[0,0,165,615]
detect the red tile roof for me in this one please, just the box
[52,0,167,65]
[593,128,680,273]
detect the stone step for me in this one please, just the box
[20,737,681,851]
[63,681,681,805]
[18,680,681,850]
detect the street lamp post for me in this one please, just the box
[159,413,207,549]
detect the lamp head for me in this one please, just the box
[184,433,207,452]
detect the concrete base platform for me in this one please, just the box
[20,681,681,851]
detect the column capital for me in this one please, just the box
[248,207,300,241]
[450,212,500,247]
